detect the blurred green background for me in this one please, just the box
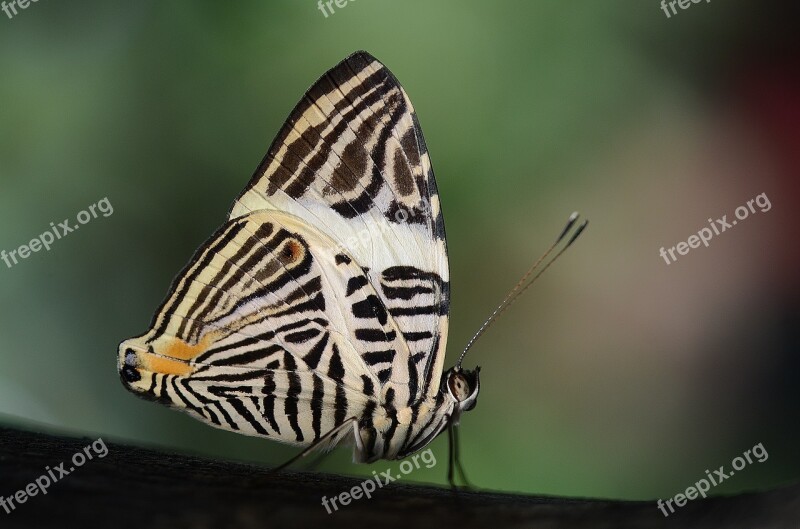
[1,0,798,500]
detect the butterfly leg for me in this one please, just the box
[452,422,474,489]
[447,420,456,488]
[271,416,357,472]
[447,419,474,490]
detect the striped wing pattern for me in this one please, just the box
[119,51,451,460]
[232,51,450,406]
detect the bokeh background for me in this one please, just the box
[0,0,798,501]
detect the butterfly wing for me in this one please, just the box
[119,52,450,451]
[120,211,376,445]
[231,51,450,407]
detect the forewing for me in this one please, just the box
[230,51,450,405]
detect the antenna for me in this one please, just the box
[455,212,588,370]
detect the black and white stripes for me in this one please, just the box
[118,51,468,463]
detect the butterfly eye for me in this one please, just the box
[447,373,471,402]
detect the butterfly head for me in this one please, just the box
[443,366,481,414]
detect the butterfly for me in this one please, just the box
[118,51,586,486]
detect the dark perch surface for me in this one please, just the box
[0,427,797,529]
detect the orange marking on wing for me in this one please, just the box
[146,355,194,376]
[163,335,212,361]
[280,239,303,264]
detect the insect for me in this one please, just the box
[118,51,587,486]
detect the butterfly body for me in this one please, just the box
[119,51,481,464]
